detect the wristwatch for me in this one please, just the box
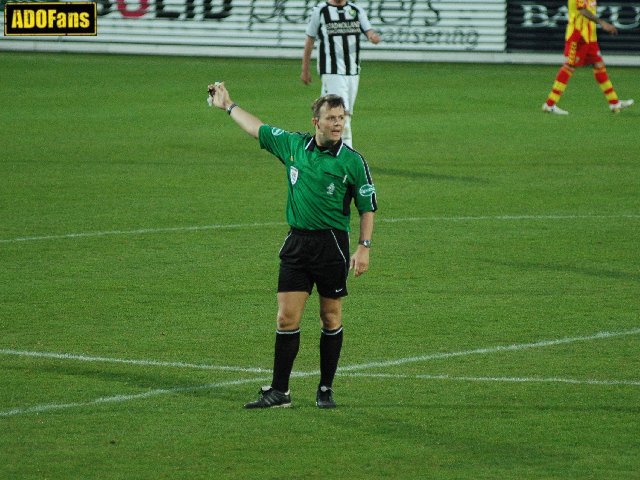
[358,240,371,248]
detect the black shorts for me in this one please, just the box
[278,228,350,298]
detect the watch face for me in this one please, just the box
[360,240,371,247]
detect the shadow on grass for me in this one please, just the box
[482,259,640,283]
[374,167,488,184]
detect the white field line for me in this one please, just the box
[382,214,640,223]
[336,327,640,372]
[341,372,640,387]
[0,376,271,418]
[1,214,638,244]
[0,221,288,244]
[3,328,638,376]
[1,327,639,417]
[0,349,271,374]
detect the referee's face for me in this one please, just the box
[313,104,345,147]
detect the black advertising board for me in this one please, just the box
[507,1,640,52]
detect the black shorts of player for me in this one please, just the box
[278,228,350,298]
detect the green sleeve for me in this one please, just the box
[258,124,292,164]
[352,155,378,214]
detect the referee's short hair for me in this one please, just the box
[312,94,346,118]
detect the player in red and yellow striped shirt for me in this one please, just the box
[543,0,634,115]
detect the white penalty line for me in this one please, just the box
[1,214,638,243]
[2,327,639,417]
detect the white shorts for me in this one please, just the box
[321,74,360,115]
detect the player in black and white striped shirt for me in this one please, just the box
[301,0,380,147]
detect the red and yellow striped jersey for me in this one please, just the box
[566,0,598,42]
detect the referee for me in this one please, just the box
[208,82,377,409]
[301,0,380,148]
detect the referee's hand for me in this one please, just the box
[208,82,232,111]
[350,248,370,277]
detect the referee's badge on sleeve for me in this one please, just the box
[359,184,375,196]
[290,167,299,185]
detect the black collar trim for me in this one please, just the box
[305,136,343,157]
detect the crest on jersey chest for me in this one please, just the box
[289,166,299,185]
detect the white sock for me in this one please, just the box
[342,115,352,147]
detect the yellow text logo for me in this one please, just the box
[4,2,97,36]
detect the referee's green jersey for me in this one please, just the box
[259,124,377,232]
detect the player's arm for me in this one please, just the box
[365,29,381,44]
[350,211,374,277]
[208,82,263,139]
[301,35,315,85]
[578,8,618,34]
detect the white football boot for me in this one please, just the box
[542,103,569,115]
[610,99,634,113]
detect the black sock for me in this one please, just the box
[271,329,300,393]
[319,326,343,388]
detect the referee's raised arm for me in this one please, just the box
[208,82,264,139]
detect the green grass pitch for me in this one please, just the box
[1,52,639,479]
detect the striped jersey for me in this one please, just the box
[305,1,374,76]
[566,0,598,42]
[258,124,377,231]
